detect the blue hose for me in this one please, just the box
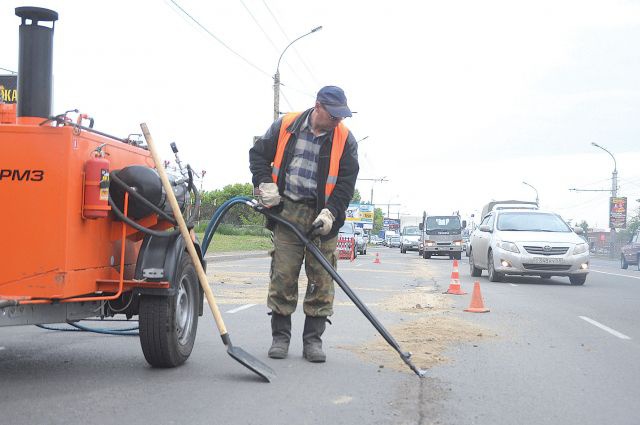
[36,322,139,336]
[202,196,253,253]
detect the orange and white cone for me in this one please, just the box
[373,252,381,264]
[444,259,466,295]
[464,281,489,313]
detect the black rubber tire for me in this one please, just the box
[139,254,199,368]
[569,275,586,285]
[423,251,431,259]
[469,250,482,277]
[621,255,628,269]
[487,251,503,282]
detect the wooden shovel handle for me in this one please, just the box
[141,123,228,337]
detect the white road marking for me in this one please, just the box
[579,316,631,340]
[0,347,5,351]
[590,269,640,280]
[226,304,257,314]
[510,284,518,287]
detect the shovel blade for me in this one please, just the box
[227,345,276,382]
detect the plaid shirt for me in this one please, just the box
[283,115,326,201]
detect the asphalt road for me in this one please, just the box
[1,247,638,424]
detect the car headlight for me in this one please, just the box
[496,241,520,253]
[453,240,462,246]
[573,243,588,255]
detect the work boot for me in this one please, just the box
[268,312,291,359]
[302,315,327,363]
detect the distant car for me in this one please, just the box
[338,222,357,258]
[468,209,589,285]
[400,226,420,253]
[621,230,640,270]
[354,228,367,255]
[369,235,383,245]
[389,236,401,248]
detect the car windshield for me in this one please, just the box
[497,212,571,232]
[425,216,461,231]
[403,227,420,235]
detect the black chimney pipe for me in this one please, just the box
[15,7,58,119]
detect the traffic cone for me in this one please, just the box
[464,281,489,313]
[373,252,381,264]
[444,259,466,295]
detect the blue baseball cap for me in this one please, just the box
[316,86,352,118]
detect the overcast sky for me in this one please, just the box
[2,0,639,229]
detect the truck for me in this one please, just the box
[480,200,538,219]
[419,214,467,260]
[1,8,204,368]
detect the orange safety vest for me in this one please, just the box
[271,112,349,202]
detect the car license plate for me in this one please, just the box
[532,257,564,264]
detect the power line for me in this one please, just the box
[0,67,17,74]
[261,0,320,86]
[239,0,308,89]
[239,0,279,51]
[167,0,271,78]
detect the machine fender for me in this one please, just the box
[134,234,206,314]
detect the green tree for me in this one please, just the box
[578,220,589,235]
[351,188,361,203]
[373,207,384,234]
[199,183,264,226]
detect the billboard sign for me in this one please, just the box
[609,197,627,229]
[383,218,400,231]
[346,203,373,224]
[0,75,17,104]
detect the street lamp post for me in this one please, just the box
[592,142,618,257]
[273,26,322,121]
[522,181,539,206]
[591,142,618,198]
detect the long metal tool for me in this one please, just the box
[251,200,426,378]
[141,124,275,382]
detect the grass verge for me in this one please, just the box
[196,233,272,253]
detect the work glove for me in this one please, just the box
[311,208,335,237]
[257,182,281,207]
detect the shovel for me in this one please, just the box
[141,124,275,382]
[253,201,426,378]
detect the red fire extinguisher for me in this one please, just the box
[83,144,110,219]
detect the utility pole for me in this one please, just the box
[571,143,619,257]
[357,177,389,205]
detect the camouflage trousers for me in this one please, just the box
[268,198,338,317]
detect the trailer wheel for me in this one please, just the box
[139,255,199,367]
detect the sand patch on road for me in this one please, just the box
[342,312,489,372]
[340,258,493,372]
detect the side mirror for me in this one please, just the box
[573,227,584,234]
[462,220,467,228]
[419,223,423,230]
[479,224,491,232]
